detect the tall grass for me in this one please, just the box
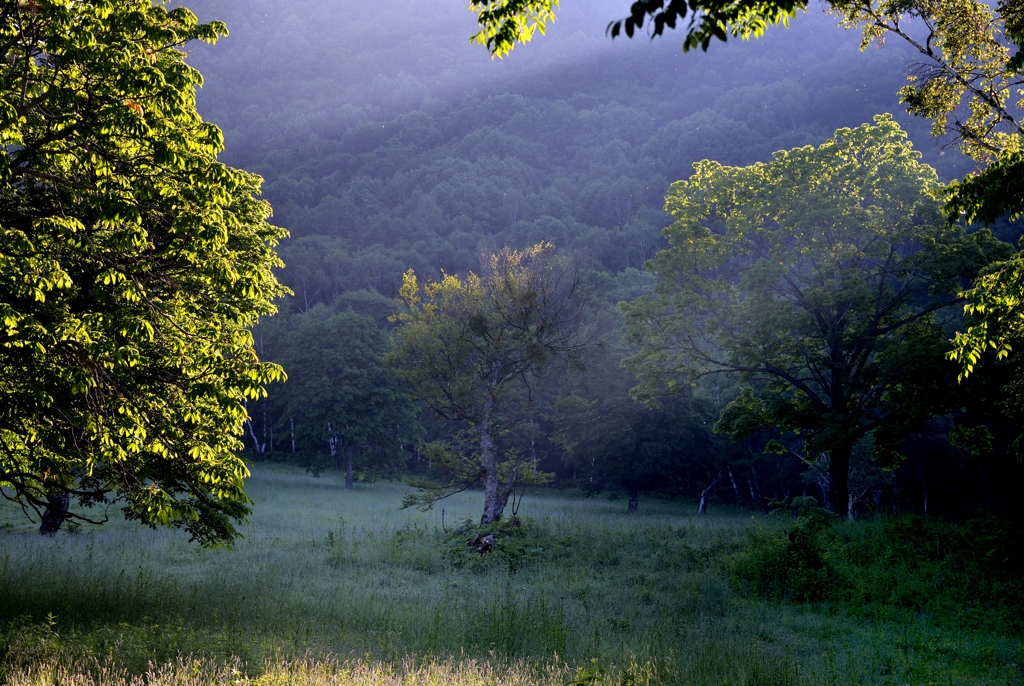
[0,464,1020,685]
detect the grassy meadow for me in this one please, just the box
[0,464,1020,685]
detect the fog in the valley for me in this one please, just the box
[172,0,1024,516]
[187,1,970,178]
[183,0,974,295]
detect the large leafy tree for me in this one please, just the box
[279,313,417,487]
[621,117,1006,516]
[0,1,286,543]
[822,0,1024,378]
[387,243,589,524]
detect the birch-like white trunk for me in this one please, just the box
[345,444,354,489]
[479,396,503,524]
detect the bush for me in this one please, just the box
[732,501,1024,631]
[836,513,1024,630]
[442,516,553,573]
[732,497,843,602]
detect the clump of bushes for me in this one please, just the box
[732,497,842,602]
[442,516,556,573]
[732,499,1024,631]
[837,512,1024,630]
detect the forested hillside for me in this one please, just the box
[181,0,1020,518]
[187,0,969,299]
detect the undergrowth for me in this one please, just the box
[732,498,1024,633]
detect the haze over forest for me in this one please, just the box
[188,1,979,298]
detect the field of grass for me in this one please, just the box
[0,463,1020,685]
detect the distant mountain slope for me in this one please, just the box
[184,1,974,305]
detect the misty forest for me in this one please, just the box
[1,0,1023,684]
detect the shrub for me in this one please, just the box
[836,513,1024,630]
[732,498,843,602]
[442,516,552,573]
[732,501,1024,631]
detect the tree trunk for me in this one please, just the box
[529,415,538,473]
[698,472,724,515]
[328,422,337,464]
[829,441,852,518]
[627,489,639,513]
[479,397,503,524]
[262,407,268,452]
[39,491,69,536]
[246,418,264,453]
[728,467,740,504]
[345,444,354,489]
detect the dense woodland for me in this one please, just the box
[177,0,1024,519]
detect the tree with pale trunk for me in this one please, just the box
[387,243,589,524]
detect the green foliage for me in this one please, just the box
[950,250,1024,381]
[836,514,1024,631]
[623,116,1004,514]
[946,150,1024,226]
[559,385,730,506]
[0,0,287,543]
[469,0,804,57]
[832,0,1019,166]
[277,312,417,477]
[388,244,588,523]
[734,502,1024,632]
[828,1,1024,389]
[606,0,802,52]
[814,0,1024,379]
[442,516,549,573]
[733,498,842,601]
[468,0,560,58]
[949,424,996,456]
